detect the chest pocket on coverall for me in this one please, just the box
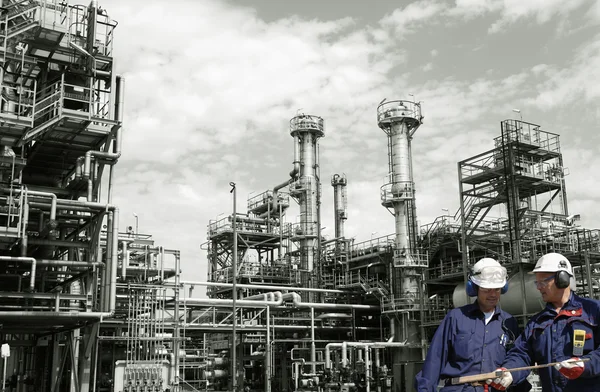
[567,317,597,355]
[453,333,472,360]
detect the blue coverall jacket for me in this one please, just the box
[503,292,600,392]
[415,302,530,392]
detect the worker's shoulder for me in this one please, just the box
[448,303,478,318]
[576,294,600,312]
[498,309,517,320]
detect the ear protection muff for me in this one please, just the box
[466,279,478,297]
[555,270,571,289]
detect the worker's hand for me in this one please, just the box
[485,368,513,391]
[554,357,585,379]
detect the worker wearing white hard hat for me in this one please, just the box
[416,257,531,392]
[491,253,600,392]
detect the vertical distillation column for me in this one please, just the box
[331,174,348,239]
[289,115,324,300]
[377,99,426,388]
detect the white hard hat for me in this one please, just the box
[530,253,573,276]
[470,258,507,289]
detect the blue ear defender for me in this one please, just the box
[466,279,478,297]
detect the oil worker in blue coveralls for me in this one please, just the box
[486,252,600,392]
[414,258,531,392]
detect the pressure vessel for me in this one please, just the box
[452,272,547,315]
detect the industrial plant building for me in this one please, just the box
[0,1,598,392]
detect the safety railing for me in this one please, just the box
[459,149,501,180]
[381,295,421,313]
[247,189,290,213]
[380,180,414,204]
[377,99,422,127]
[95,15,118,57]
[38,0,69,31]
[287,221,319,238]
[210,262,295,283]
[0,1,39,42]
[289,113,324,136]
[351,233,395,255]
[207,214,277,237]
[33,79,61,121]
[0,81,36,123]
[495,120,560,154]
[427,257,464,280]
[393,249,428,268]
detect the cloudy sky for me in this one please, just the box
[97,0,600,284]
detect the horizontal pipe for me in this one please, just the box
[182,292,283,308]
[28,239,89,248]
[0,291,88,300]
[0,311,112,319]
[283,292,379,310]
[178,281,346,294]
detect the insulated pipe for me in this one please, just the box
[0,256,103,268]
[110,208,119,312]
[375,349,381,392]
[290,135,300,177]
[331,174,348,239]
[271,178,293,215]
[0,256,36,291]
[282,292,379,310]
[21,193,29,256]
[366,346,371,392]
[76,156,84,178]
[177,281,346,294]
[182,291,284,308]
[119,238,134,278]
[0,311,112,319]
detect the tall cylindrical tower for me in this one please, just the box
[331,174,348,239]
[289,114,324,296]
[377,99,427,389]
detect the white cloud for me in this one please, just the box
[449,0,595,33]
[526,35,600,110]
[380,0,447,34]
[92,0,600,284]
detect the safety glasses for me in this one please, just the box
[533,275,555,288]
[473,266,507,282]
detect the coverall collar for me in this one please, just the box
[543,292,583,316]
[466,301,502,317]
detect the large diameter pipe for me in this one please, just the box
[177,281,346,294]
[290,135,300,177]
[390,121,410,255]
[282,293,379,310]
[183,291,284,308]
[110,208,119,312]
[0,311,112,320]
